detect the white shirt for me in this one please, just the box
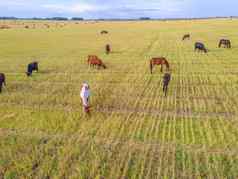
[80,87,90,98]
[80,84,90,106]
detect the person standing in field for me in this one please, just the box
[163,72,171,97]
[80,82,90,114]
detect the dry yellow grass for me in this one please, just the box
[0,19,238,178]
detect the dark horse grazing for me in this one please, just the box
[219,39,231,48]
[105,44,111,54]
[88,55,107,69]
[101,30,109,35]
[0,73,6,93]
[195,42,207,53]
[182,34,190,40]
[150,57,170,74]
[163,73,171,97]
[26,62,38,76]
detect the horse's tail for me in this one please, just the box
[150,60,153,74]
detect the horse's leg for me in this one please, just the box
[164,85,168,97]
[150,62,153,74]
[163,84,166,92]
[160,64,163,73]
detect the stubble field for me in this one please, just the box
[0,19,238,178]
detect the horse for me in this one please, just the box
[26,62,38,76]
[0,73,6,93]
[105,44,111,54]
[88,55,107,69]
[150,57,170,74]
[101,30,109,35]
[195,42,207,53]
[219,39,231,48]
[0,25,11,29]
[163,73,171,97]
[182,34,190,40]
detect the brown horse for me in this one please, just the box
[150,57,170,74]
[219,39,231,48]
[105,44,111,54]
[101,30,109,35]
[88,55,107,69]
[0,25,11,29]
[182,34,190,40]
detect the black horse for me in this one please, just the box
[195,42,207,53]
[0,73,6,93]
[27,62,38,76]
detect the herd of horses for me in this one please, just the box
[0,30,233,96]
[182,34,232,53]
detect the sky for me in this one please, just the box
[0,0,237,19]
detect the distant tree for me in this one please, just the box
[32,17,44,20]
[71,17,84,21]
[139,17,151,20]
[48,17,68,21]
[0,17,18,20]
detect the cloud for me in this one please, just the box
[0,0,237,18]
[42,3,104,13]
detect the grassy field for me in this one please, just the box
[0,19,238,178]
